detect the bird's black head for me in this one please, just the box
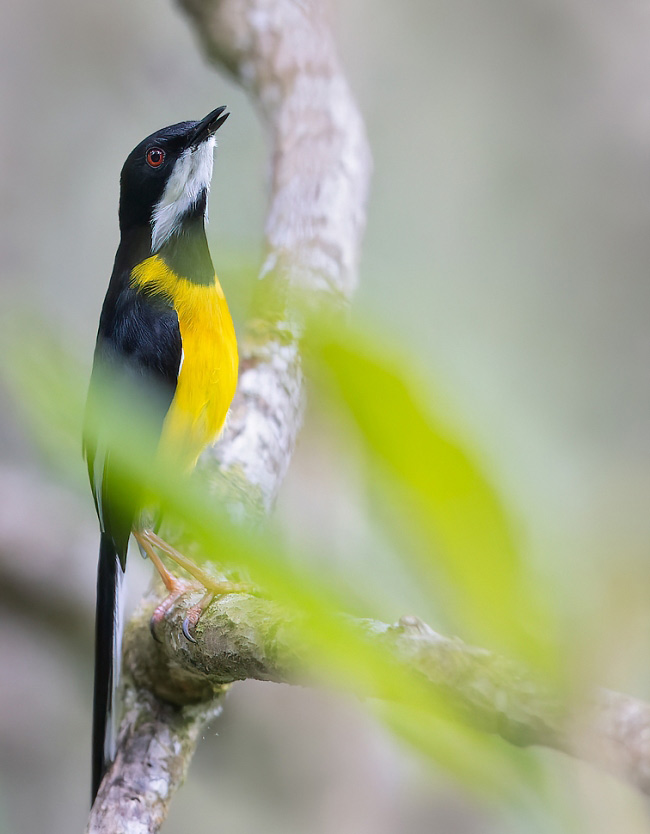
[118,106,229,251]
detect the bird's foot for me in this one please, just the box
[134,528,254,642]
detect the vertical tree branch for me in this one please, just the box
[192,0,373,514]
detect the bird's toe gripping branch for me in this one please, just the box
[146,577,202,642]
[133,528,253,641]
[181,591,215,643]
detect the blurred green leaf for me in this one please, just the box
[1,318,553,802]
[308,322,558,674]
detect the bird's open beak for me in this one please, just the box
[188,106,229,149]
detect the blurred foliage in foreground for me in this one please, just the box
[4,312,574,809]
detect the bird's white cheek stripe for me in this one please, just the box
[151,137,215,252]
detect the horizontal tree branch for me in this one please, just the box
[121,588,650,798]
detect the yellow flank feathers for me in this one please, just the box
[131,255,238,469]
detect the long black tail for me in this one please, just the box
[92,532,125,803]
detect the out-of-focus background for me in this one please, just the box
[2,0,650,831]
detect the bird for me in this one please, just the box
[84,107,242,803]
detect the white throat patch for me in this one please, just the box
[151,136,215,252]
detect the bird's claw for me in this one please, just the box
[148,579,202,642]
[182,617,197,643]
[181,591,214,643]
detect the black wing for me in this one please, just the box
[84,282,182,560]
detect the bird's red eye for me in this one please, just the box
[146,148,165,168]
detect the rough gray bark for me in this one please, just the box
[86,0,372,830]
[87,691,224,834]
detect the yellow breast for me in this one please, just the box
[131,255,238,470]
